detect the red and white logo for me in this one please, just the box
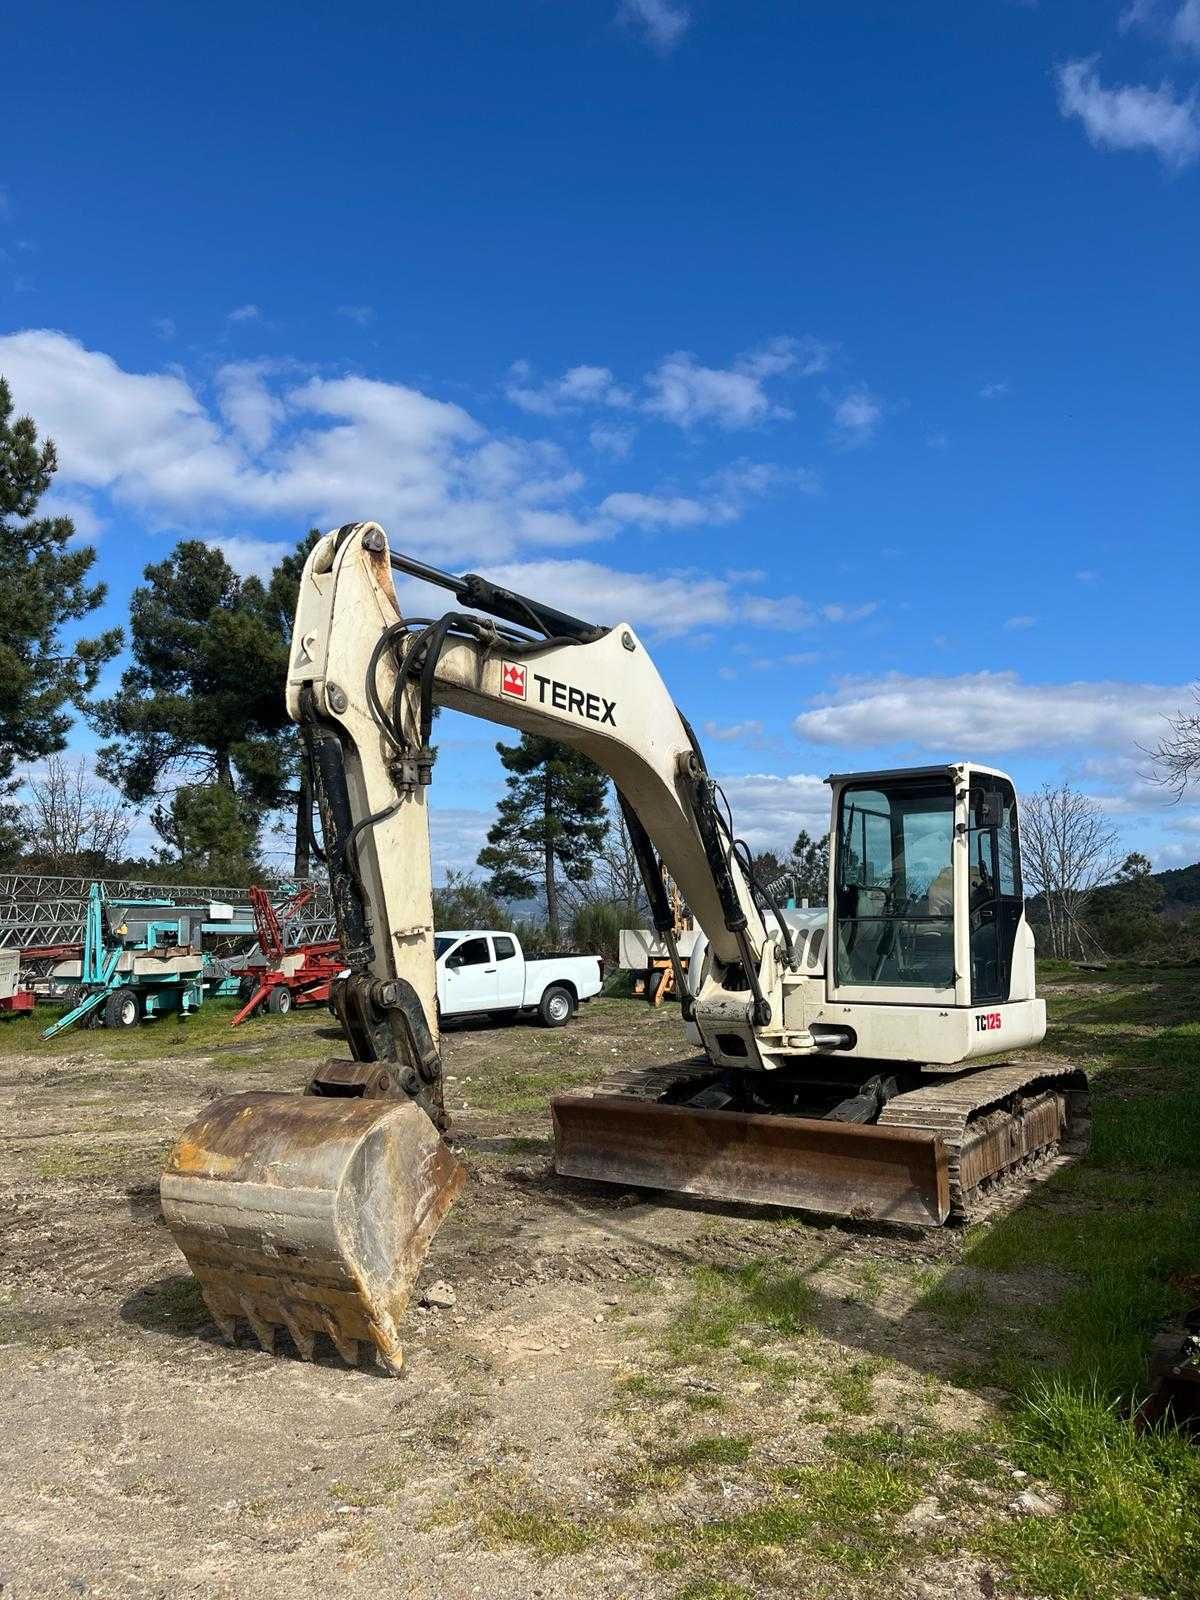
[501,661,526,699]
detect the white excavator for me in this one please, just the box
[160,523,1088,1374]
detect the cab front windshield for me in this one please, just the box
[835,779,955,989]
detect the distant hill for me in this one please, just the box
[1152,861,1200,916]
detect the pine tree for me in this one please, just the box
[0,376,121,856]
[90,539,292,865]
[265,529,322,873]
[477,735,608,943]
[789,829,830,904]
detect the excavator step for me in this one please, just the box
[160,1091,465,1373]
[551,1093,950,1226]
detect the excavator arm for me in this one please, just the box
[285,522,795,1104]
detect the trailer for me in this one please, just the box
[229,886,345,1024]
[0,950,34,1015]
[41,885,208,1038]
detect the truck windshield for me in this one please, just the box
[434,936,455,960]
[834,778,955,989]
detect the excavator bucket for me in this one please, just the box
[160,1091,465,1373]
[551,1094,950,1227]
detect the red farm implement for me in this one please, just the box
[229,886,345,1025]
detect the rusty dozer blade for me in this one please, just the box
[160,1091,465,1373]
[552,1094,950,1227]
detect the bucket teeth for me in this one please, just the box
[322,1314,360,1367]
[241,1297,277,1356]
[282,1311,317,1362]
[202,1290,238,1345]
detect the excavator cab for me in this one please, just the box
[829,765,1030,1011]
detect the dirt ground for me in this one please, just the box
[0,980,1187,1600]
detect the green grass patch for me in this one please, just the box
[917,1274,987,1334]
[480,1503,610,1558]
[980,1379,1200,1600]
[829,1357,883,1415]
[665,1260,814,1360]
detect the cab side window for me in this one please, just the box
[449,937,490,967]
[493,936,516,961]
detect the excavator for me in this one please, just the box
[160,523,1089,1375]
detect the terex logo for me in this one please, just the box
[975,1011,1002,1033]
[500,662,526,699]
[533,673,616,726]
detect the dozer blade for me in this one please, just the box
[160,1091,465,1373]
[552,1094,950,1227]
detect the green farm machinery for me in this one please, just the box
[42,884,210,1038]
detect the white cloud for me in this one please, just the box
[216,361,287,452]
[153,316,176,341]
[600,491,728,528]
[337,304,375,326]
[206,533,295,579]
[0,188,9,221]
[643,338,824,429]
[227,303,261,323]
[1076,567,1101,584]
[979,381,1009,399]
[41,492,105,542]
[506,360,633,417]
[480,558,735,637]
[589,422,634,458]
[429,804,496,880]
[1004,614,1037,630]
[820,602,876,624]
[703,720,764,743]
[829,386,884,447]
[710,772,832,851]
[926,429,949,450]
[739,593,876,632]
[1057,57,1200,170]
[1121,0,1200,52]
[793,671,1189,753]
[0,330,607,565]
[617,0,690,52]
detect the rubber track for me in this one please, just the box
[877,1061,1090,1219]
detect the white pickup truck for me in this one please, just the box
[434,929,602,1026]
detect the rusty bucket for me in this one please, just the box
[160,1092,465,1373]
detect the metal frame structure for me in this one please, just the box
[0,873,336,953]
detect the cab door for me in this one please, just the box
[441,935,499,1014]
[491,934,524,1008]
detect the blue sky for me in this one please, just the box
[2,0,1199,877]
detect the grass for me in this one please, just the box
[828,1357,883,1415]
[665,1260,815,1361]
[908,968,1200,1600]
[0,993,332,1067]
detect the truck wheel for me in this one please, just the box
[104,988,140,1029]
[267,985,294,1016]
[238,976,257,1002]
[539,985,575,1028]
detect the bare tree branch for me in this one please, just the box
[1146,685,1200,798]
[20,754,132,871]
[1020,782,1120,960]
